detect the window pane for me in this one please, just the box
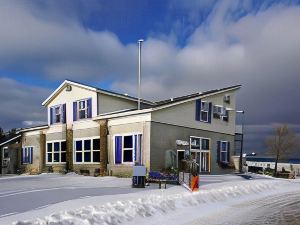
[201,111,208,121]
[93,151,100,162]
[221,152,227,162]
[47,143,52,152]
[54,153,59,162]
[48,153,52,162]
[202,102,209,111]
[84,140,91,150]
[76,152,82,162]
[124,136,133,148]
[222,142,227,151]
[54,142,60,152]
[84,151,91,162]
[61,152,66,162]
[61,141,66,152]
[123,150,132,162]
[201,139,209,150]
[79,101,85,109]
[93,139,100,150]
[4,149,9,158]
[79,110,86,119]
[76,141,82,151]
[191,138,200,149]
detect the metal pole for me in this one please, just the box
[238,111,245,173]
[138,39,144,110]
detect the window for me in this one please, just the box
[3,147,9,159]
[47,141,66,163]
[213,106,229,122]
[190,137,210,151]
[220,141,229,163]
[200,102,209,122]
[78,99,88,119]
[123,135,134,163]
[114,134,142,165]
[55,106,61,123]
[74,137,100,163]
[22,147,33,164]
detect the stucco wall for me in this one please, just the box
[22,131,43,173]
[150,122,235,174]
[107,119,151,175]
[151,90,237,135]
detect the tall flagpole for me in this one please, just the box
[138,39,144,110]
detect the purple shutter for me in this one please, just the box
[62,104,66,124]
[73,101,77,121]
[115,136,122,164]
[50,107,54,124]
[30,147,33,164]
[195,99,201,121]
[217,141,221,163]
[134,135,137,163]
[208,102,212,123]
[87,98,92,118]
[227,142,230,163]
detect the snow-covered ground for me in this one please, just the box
[3,174,299,225]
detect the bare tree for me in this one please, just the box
[0,127,4,138]
[266,125,299,176]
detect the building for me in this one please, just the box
[0,133,22,175]
[19,80,241,176]
[246,156,300,175]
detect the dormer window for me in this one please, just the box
[50,104,66,125]
[200,102,209,122]
[55,106,61,123]
[73,98,92,121]
[78,100,88,119]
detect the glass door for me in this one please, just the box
[200,151,210,173]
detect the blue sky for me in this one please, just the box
[0,0,300,155]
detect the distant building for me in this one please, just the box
[245,156,300,175]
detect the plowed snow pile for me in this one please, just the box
[14,179,300,225]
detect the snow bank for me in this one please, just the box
[13,179,292,225]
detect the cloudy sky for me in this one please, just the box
[0,0,299,155]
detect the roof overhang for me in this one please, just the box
[20,125,49,133]
[0,135,21,147]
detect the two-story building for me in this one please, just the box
[19,80,241,176]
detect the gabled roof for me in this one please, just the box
[42,79,156,106]
[95,84,241,120]
[0,133,21,147]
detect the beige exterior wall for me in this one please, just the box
[106,115,151,175]
[21,130,47,174]
[151,90,237,135]
[98,93,137,114]
[47,84,97,127]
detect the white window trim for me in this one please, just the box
[200,101,209,122]
[22,146,33,165]
[220,140,229,163]
[113,133,142,165]
[190,136,211,152]
[77,99,89,120]
[73,136,100,164]
[46,140,66,164]
[122,135,134,164]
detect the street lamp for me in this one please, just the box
[236,110,245,173]
[137,39,144,110]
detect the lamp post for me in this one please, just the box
[137,39,144,110]
[236,110,245,173]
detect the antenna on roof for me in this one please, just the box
[138,39,144,110]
